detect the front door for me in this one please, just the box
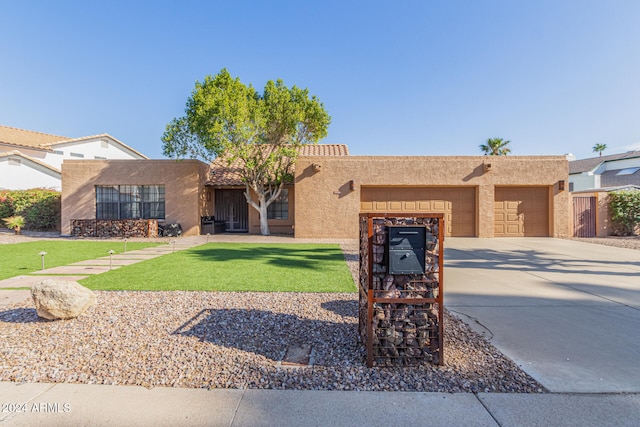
[215,189,248,232]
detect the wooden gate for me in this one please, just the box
[573,196,596,237]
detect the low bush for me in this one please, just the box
[0,189,61,230]
[608,190,640,236]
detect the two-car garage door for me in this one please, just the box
[360,187,476,237]
[361,186,550,237]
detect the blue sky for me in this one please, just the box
[2,1,639,160]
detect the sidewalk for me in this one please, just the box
[1,381,639,427]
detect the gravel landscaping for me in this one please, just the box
[2,232,637,393]
[569,236,640,251]
[0,291,543,393]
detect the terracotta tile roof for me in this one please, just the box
[206,144,349,186]
[299,144,349,156]
[0,125,69,147]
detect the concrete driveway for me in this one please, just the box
[444,237,640,393]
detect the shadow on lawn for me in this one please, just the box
[174,301,360,366]
[186,245,346,271]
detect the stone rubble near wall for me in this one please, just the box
[31,279,97,320]
[70,219,158,238]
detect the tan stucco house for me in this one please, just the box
[60,144,570,238]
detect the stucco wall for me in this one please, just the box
[61,160,209,236]
[0,157,61,190]
[294,156,569,239]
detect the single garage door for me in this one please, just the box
[494,187,549,237]
[360,187,476,237]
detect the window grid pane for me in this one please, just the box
[96,185,165,220]
[267,189,288,220]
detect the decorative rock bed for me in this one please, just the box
[0,291,543,392]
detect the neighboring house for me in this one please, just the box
[568,151,640,237]
[0,125,148,190]
[569,151,640,192]
[61,147,569,239]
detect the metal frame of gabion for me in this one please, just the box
[359,213,444,367]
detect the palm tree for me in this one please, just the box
[592,143,607,157]
[479,137,511,156]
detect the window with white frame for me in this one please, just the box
[267,189,289,220]
[96,185,165,220]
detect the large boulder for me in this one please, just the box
[31,279,97,320]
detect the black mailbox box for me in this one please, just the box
[386,226,426,274]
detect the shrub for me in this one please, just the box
[608,190,640,236]
[0,189,60,231]
[3,215,25,234]
[0,193,14,219]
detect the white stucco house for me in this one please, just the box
[0,125,148,190]
[569,151,640,192]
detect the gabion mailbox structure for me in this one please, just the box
[359,213,444,367]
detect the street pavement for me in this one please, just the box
[1,236,639,426]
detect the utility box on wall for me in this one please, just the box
[386,226,426,274]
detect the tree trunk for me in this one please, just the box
[259,200,270,236]
[246,190,271,236]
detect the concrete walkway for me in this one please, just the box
[2,236,640,425]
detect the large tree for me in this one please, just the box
[479,137,511,156]
[592,143,607,157]
[162,69,331,235]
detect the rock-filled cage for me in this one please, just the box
[359,213,444,367]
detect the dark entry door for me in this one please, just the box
[215,190,248,232]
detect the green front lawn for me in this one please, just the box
[80,243,356,292]
[0,241,161,280]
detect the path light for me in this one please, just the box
[206,233,210,243]
[39,251,47,270]
[171,240,176,253]
[108,250,115,270]
[123,238,127,253]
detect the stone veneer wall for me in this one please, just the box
[359,214,443,367]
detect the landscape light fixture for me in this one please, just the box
[39,251,47,270]
[171,240,177,253]
[123,238,127,253]
[108,249,115,270]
